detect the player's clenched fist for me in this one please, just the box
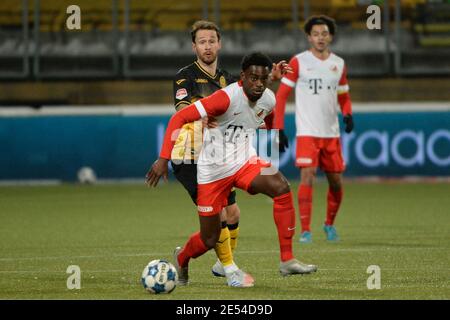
[145,158,169,187]
[343,114,354,133]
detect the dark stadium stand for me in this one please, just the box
[0,0,449,106]
[0,0,430,32]
[413,2,450,47]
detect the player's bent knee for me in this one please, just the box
[226,204,241,222]
[272,180,291,198]
[329,182,342,192]
[327,175,343,191]
[202,234,220,249]
[301,173,315,186]
[278,184,291,197]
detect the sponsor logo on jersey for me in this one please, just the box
[197,206,213,213]
[176,79,186,85]
[296,157,313,164]
[219,75,227,88]
[195,78,208,83]
[176,88,188,100]
[308,78,322,95]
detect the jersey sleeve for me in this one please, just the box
[160,89,231,159]
[337,64,352,115]
[173,69,193,111]
[261,89,276,129]
[273,56,299,129]
[159,105,202,159]
[194,89,231,117]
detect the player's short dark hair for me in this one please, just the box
[241,52,273,72]
[191,20,221,43]
[304,15,336,35]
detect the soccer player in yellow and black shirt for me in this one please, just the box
[172,21,240,279]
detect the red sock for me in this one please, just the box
[298,185,313,232]
[273,192,295,262]
[325,188,343,226]
[177,232,209,267]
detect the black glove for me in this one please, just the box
[277,129,289,153]
[343,114,354,133]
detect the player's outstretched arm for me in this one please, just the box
[145,104,202,188]
[145,158,169,187]
[145,90,230,188]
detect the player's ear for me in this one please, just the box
[240,71,245,81]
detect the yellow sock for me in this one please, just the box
[214,226,233,267]
[228,225,240,252]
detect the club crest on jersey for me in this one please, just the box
[176,88,188,100]
[330,65,338,72]
[254,106,269,120]
[219,76,227,88]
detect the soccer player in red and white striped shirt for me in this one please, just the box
[273,15,354,243]
[147,53,317,288]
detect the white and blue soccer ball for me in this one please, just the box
[141,259,178,294]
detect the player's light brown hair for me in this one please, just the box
[191,20,221,43]
[304,15,337,36]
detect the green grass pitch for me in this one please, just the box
[0,181,449,300]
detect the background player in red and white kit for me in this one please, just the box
[273,15,354,243]
[147,52,317,287]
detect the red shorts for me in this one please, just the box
[197,157,271,216]
[295,136,345,172]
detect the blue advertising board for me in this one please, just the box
[0,108,449,181]
[280,111,450,178]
